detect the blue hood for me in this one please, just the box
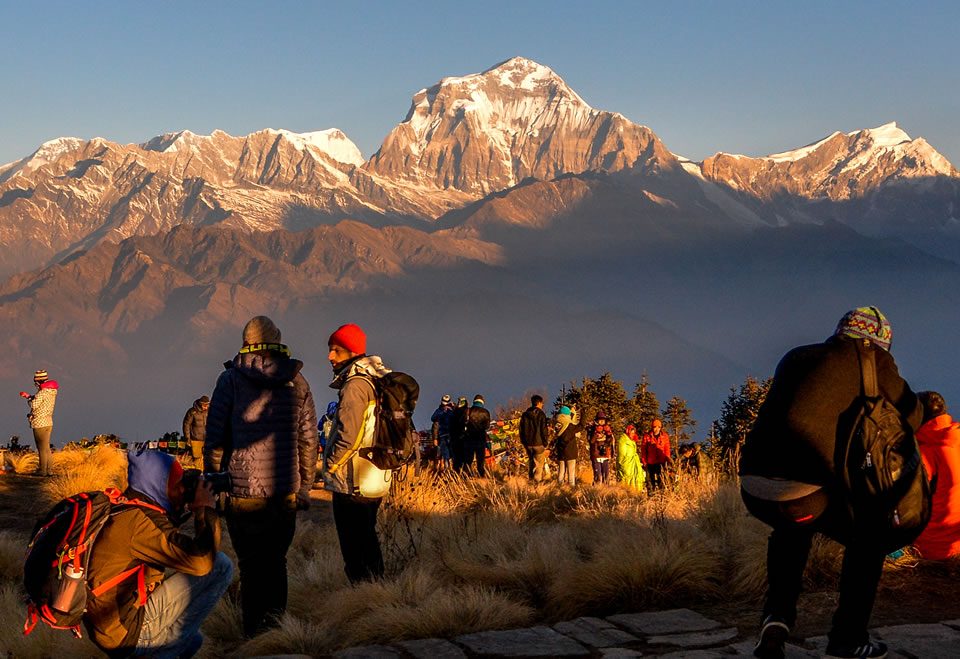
[127,448,177,513]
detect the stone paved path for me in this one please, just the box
[315,608,960,658]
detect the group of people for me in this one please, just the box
[515,396,687,492]
[19,305,960,659]
[43,316,398,657]
[429,393,493,476]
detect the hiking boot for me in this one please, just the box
[824,639,888,658]
[754,615,789,659]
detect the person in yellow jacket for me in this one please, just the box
[617,424,645,492]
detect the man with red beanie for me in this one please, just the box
[322,323,393,582]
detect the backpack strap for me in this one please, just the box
[857,341,879,398]
[90,564,148,606]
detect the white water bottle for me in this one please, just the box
[51,563,84,613]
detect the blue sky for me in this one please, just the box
[2,1,958,167]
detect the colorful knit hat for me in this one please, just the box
[441,394,452,404]
[33,369,49,383]
[473,394,485,407]
[328,323,367,355]
[835,306,892,351]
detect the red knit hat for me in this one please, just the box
[328,323,366,355]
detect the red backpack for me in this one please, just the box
[23,487,164,638]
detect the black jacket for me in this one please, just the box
[740,335,921,487]
[554,423,583,461]
[519,406,549,448]
[205,351,318,499]
[464,405,491,446]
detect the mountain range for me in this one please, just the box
[2,57,958,441]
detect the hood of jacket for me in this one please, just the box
[330,354,390,390]
[228,351,303,387]
[126,448,179,513]
[918,414,960,447]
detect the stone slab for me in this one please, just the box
[656,651,727,659]
[455,625,590,657]
[598,649,644,658]
[942,619,960,630]
[333,646,402,659]
[395,638,468,658]
[607,609,721,636]
[875,623,960,659]
[553,616,640,648]
[729,639,817,657]
[647,627,738,648]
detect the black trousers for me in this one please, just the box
[332,492,384,583]
[646,463,666,491]
[226,499,297,637]
[459,443,486,477]
[761,504,885,647]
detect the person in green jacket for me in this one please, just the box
[617,424,645,492]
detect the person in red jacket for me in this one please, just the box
[641,419,672,492]
[914,391,960,560]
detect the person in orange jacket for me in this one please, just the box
[914,391,960,560]
[641,419,672,492]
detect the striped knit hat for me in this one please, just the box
[33,369,49,383]
[835,306,892,351]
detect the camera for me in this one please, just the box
[181,468,232,503]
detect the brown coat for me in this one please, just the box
[83,490,219,656]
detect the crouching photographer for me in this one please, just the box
[84,449,233,658]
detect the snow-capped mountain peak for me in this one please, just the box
[270,128,364,166]
[363,57,665,198]
[141,130,205,153]
[0,136,92,181]
[766,132,843,163]
[140,127,364,167]
[852,121,910,148]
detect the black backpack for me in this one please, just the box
[357,371,420,470]
[23,488,164,638]
[839,342,932,553]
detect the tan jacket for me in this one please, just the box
[83,491,219,655]
[322,355,392,498]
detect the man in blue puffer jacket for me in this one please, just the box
[204,315,318,637]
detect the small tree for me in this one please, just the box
[556,373,629,435]
[630,372,661,434]
[713,376,772,475]
[663,396,696,456]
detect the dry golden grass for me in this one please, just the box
[0,583,102,658]
[0,531,25,582]
[41,445,128,505]
[5,451,39,474]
